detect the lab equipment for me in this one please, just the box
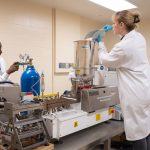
[18,54,31,70]
[21,64,40,96]
[43,29,119,140]
[0,83,69,149]
[40,72,45,97]
[0,83,21,104]
[68,64,76,80]
[112,104,123,120]
[81,86,119,113]
[0,24,118,143]
[3,102,49,150]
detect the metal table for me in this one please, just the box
[55,120,124,150]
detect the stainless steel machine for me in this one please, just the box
[43,39,119,140]
[61,40,119,112]
[0,83,49,150]
[81,86,119,113]
[0,83,70,149]
[0,82,21,104]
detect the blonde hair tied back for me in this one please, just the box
[133,12,140,23]
[115,10,141,31]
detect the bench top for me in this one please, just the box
[55,120,124,150]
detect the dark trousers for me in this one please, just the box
[132,134,150,150]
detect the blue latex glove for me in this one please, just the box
[93,30,105,43]
[103,24,113,32]
[93,25,112,42]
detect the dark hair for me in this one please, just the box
[115,10,140,32]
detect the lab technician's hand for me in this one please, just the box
[103,24,113,32]
[6,62,19,75]
[93,25,112,43]
[93,30,105,43]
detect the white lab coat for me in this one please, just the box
[99,30,150,141]
[0,56,9,81]
[0,56,6,75]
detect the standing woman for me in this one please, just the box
[98,10,150,150]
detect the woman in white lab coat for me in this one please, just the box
[98,10,150,150]
[0,42,19,81]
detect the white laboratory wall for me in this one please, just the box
[53,9,80,94]
[0,0,102,94]
[0,0,53,93]
[53,10,102,94]
[80,16,102,39]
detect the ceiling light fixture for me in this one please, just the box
[89,0,137,11]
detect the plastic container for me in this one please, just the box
[21,65,40,96]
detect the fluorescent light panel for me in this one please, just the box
[89,0,137,11]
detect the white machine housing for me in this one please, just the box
[43,104,114,139]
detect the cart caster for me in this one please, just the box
[50,138,63,144]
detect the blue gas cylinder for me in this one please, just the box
[21,65,40,96]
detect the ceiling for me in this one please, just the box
[27,0,150,23]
